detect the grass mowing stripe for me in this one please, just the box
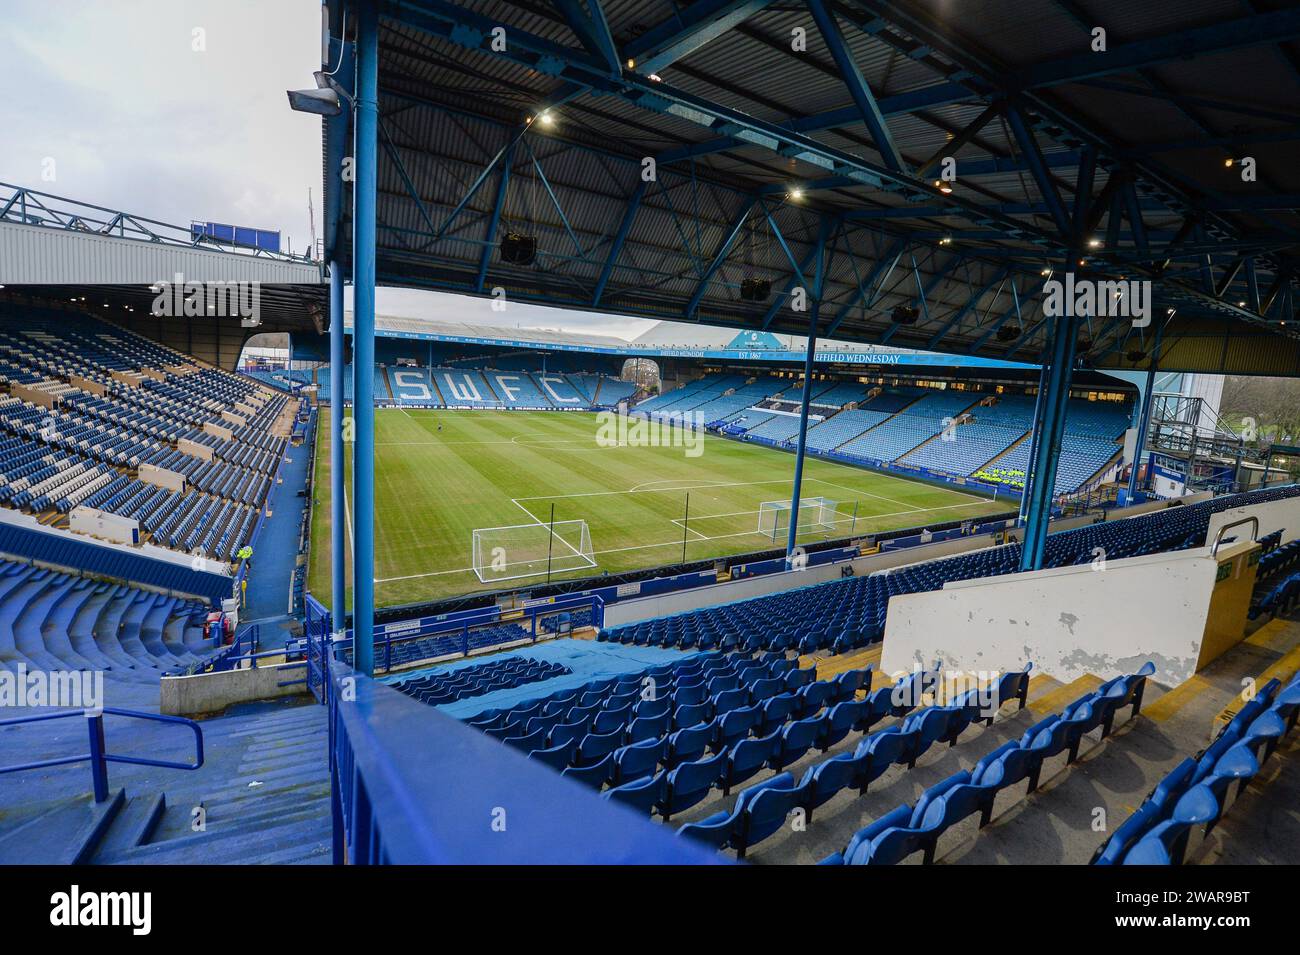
[307,409,1008,609]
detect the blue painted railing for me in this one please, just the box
[326,660,726,864]
[0,708,204,802]
[329,592,605,674]
[0,181,316,262]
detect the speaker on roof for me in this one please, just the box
[1126,348,1147,363]
[995,324,1021,342]
[739,278,771,302]
[500,232,537,266]
[1076,334,1093,353]
[892,305,918,326]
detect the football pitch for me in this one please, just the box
[307,409,1011,608]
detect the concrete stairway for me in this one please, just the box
[0,698,330,865]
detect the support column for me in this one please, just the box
[1020,313,1079,571]
[785,220,829,563]
[786,306,819,561]
[329,263,346,638]
[1017,358,1050,526]
[1126,323,1162,501]
[351,0,378,676]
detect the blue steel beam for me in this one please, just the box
[593,177,648,306]
[1246,258,1261,312]
[1122,177,1150,257]
[916,103,1002,179]
[880,253,958,345]
[525,140,586,258]
[824,238,907,337]
[552,0,620,74]
[760,199,809,288]
[624,0,778,75]
[1017,357,1050,527]
[379,121,442,248]
[1070,145,1096,247]
[475,141,514,292]
[971,277,1048,351]
[805,0,906,173]
[656,81,977,167]
[1014,8,1300,89]
[322,34,353,262]
[925,268,1010,349]
[351,0,379,677]
[849,1,1299,302]
[685,196,758,316]
[762,242,822,329]
[1004,103,1071,238]
[388,2,1065,250]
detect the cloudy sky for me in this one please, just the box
[0,0,659,339]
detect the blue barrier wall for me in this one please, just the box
[329,661,728,864]
[0,520,230,604]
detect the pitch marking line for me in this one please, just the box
[374,497,995,585]
[509,498,590,565]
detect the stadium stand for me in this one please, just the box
[0,555,211,679]
[700,379,1131,496]
[976,399,1129,494]
[314,363,634,410]
[804,408,894,451]
[897,395,1037,475]
[598,486,1300,654]
[836,391,981,462]
[394,657,572,705]
[0,311,291,564]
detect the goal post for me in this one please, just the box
[757,496,839,542]
[471,520,596,583]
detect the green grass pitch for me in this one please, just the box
[307,409,1011,609]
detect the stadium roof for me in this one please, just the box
[322,0,1300,376]
[343,309,1036,368]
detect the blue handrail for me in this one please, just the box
[0,707,204,802]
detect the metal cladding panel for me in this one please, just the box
[0,222,321,285]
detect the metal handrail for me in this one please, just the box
[0,180,316,263]
[0,707,204,802]
[1211,516,1260,557]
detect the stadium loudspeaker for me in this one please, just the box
[500,232,537,265]
[995,324,1022,342]
[1077,334,1093,352]
[892,305,918,325]
[740,278,772,302]
[1126,348,1147,363]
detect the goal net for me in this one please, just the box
[471,520,596,583]
[757,497,839,542]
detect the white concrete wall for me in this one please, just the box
[604,494,1231,636]
[1205,494,1300,548]
[69,506,139,545]
[160,660,308,717]
[881,548,1218,688]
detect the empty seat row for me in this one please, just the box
[822,663,1153,865]
[1093,667,1300,865]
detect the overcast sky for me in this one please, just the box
[0,0,660,339]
